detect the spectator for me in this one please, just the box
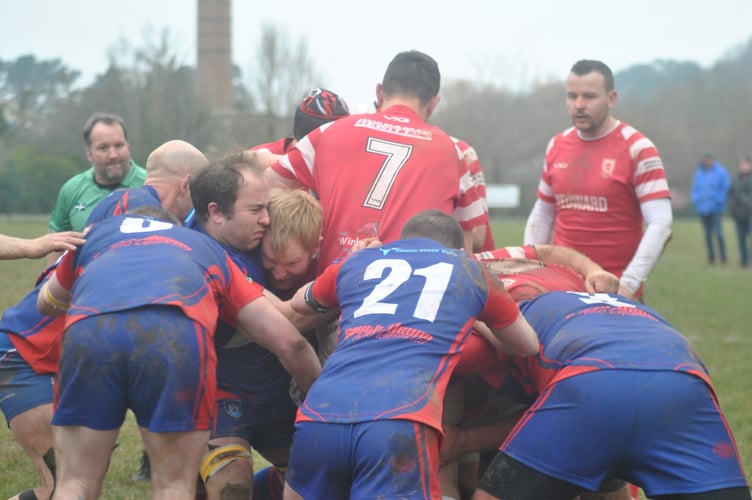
[728,155,752,267]
[46,112,145,265]
[36,207,320,499]
[691,152,731,264]
[265,50,488,273]
[251,88,350,155]
[523,59,672,301]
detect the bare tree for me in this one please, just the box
[246,24,321,118]
[0,55,80,138]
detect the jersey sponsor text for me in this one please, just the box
[555,194,608,212]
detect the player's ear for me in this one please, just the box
[374,83,384,110]
[426,94,441,117]
[207,202,225,223]
[180,175,191,195]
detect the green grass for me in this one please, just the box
[0,216,750,497]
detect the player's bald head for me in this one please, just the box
[146,140,208,180]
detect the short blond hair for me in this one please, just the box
[266,189,323,256]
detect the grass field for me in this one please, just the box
[0,216,750,498]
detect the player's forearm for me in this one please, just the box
[463,228,475,256]
[441,411,524,462]
[0,234,33,259]
[621,198,673,294]
[237,299,322,393]
[471,225,487,252]
[277,339,321,394]
[620,223,673,294]
[533,244,603,277]
[0,231,85,261]
[523,200,555,244]
[37,278,70,317]
[266,287,331,332]
[490,315,540,356]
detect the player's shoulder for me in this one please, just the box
[615,121,654,145]
[59,167,95,192]
[547,127,577,151]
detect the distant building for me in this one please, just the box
[196,0,234,113]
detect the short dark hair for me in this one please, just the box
[190,150,265,225]
[381,50,440,105]
[570,60,615,92]
[400,209,464,249]
[83,112,128,147]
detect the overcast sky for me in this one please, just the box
[2,0,751,112]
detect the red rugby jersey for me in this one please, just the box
[271,105,488,274]
[534,121,670,276]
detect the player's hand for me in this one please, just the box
[27,231,86,258]
[584,270,620,294]
[352,237,382,252]
[617,284,637,301]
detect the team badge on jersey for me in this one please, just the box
[601,158,616,178]
[221,400,243,419]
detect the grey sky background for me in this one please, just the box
[2,0,751,112]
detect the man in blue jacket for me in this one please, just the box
[691,152,731,264]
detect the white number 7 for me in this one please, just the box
[353,259,453,323]
[363,138,413,209]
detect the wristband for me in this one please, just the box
[44,283,70,311]
[304,284,331,314]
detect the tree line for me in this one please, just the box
[2,26,751,216]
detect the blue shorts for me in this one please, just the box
[286,419,441,499]
[212,338,297,453]
[501,370,749,497]
[212,388,296,453]
[0,341,53,424]
[53,306,216,432]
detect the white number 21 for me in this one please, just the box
[353,259,453,322]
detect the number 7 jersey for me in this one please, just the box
[297,238,521,432]
[271,105,488,275]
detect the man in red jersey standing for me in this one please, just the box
[523,59,672,302]
[264,50,487,274]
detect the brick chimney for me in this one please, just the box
[196,0,233,112]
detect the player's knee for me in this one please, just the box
[199,444,252,485]
[217,482,250,500]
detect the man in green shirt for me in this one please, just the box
[46,112,145,264]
